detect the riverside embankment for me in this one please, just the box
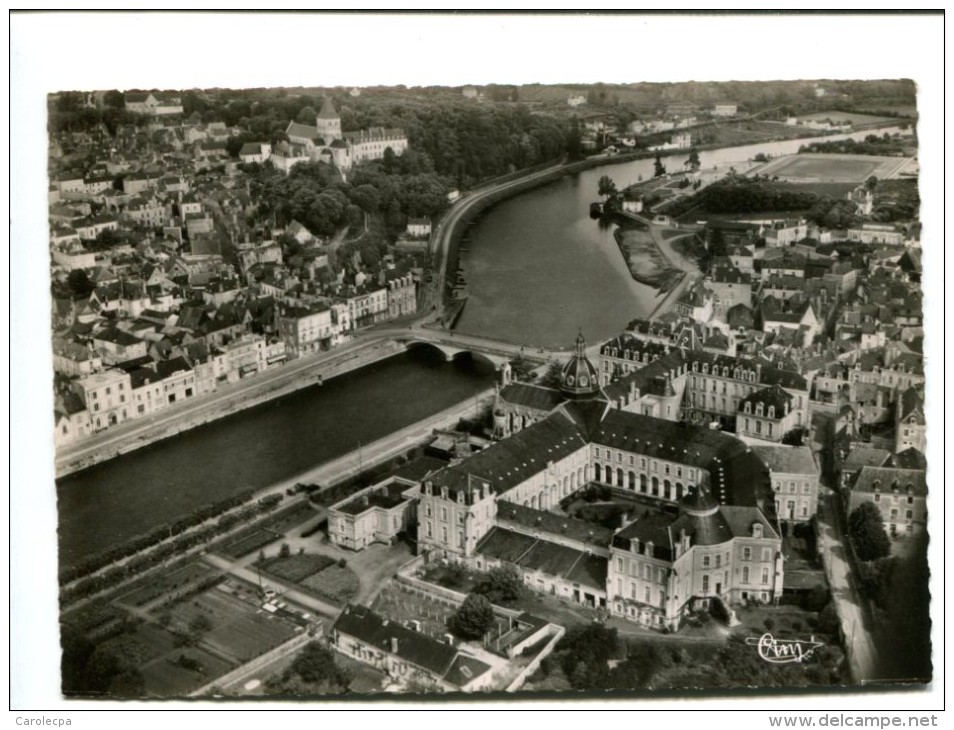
[59,383,496,577]
[57,347,496,564]
[55,336,405,478]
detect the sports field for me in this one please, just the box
[755,153,906,183]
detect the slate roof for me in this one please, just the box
[317,97,339,120]
[898,387,925,423]
[336,480,410,516]
[727,303,755,330]
[719,505,780,539]
[751,445,816,476]
[286,121,319,140]
[333,605,490,688]
[94,328,145,347]
[495,502,614,548]
[155,356,191,378]
[564,401,773,510]
[498,383,565,413]
[612,510,678,560]
[475,527,608,592]
[852,466,926,497]
[238,142,267,156]
[739,385,794,415]
[427,410,588,497]
[475,527,537,563]
[891,447,927,471]
[842,447,892,472]
[389,455,449,483]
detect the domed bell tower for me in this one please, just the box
[560,331,601,399]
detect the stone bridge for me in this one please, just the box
[396,333,560,370]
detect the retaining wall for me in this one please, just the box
[188,626,318,697]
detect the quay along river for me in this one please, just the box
[57,349,494,567]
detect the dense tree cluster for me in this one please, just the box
[472,565,526,605]
[668,174,818,217]
[265,641,353,696]
[798,133,911,157]
[449,593,495,640]
[61,624,146,698]
[48,91,151,135]
[848,502,892,562]
[243,148,450,244]
[338,100,568,185]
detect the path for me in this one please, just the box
[816,487,880,682]
[202,552,341,619]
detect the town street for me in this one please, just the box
[816,487,880,682]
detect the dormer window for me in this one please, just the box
[752,523,763,539]
[644,541,654,556]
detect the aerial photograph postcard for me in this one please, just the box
[11,11,942,715]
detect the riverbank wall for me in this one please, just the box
[55,338,405,479]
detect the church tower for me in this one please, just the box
[316,97,342,141]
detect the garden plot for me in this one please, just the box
[165,586,302,664]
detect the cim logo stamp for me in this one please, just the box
[745,633,824,664]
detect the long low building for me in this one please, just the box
[330,604,493,693]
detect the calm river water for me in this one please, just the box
[57,349,493,566]
[454,127,908,347]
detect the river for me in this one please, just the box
[56,349,494,567]
[454,126,909,347]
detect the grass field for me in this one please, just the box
[698,120,830,147]
[763,156,883,181]
[167,588,302,664]
[257,553,335,584]
[299,564,360,603]
[116,561,216,608]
